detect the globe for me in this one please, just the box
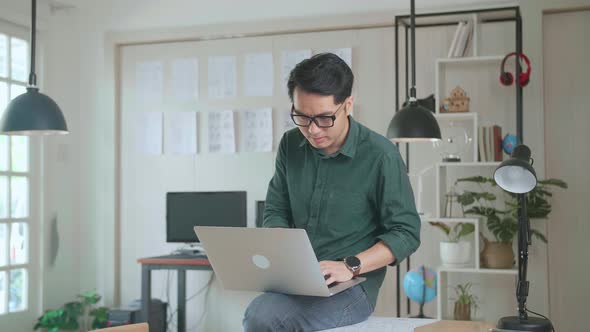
[403,265,437,304]
[502,134,519,155]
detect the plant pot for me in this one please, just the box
[480,237,515,269]
[440,241,471,267]
[454,302,471,321]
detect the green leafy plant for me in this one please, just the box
[454,282,479,311]
[455,176,567,244]
[34,290,108,332]
[429,222,475,242]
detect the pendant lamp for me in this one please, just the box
[387,0,441,142]
[0,0,68,135]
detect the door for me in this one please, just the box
[543,9,590,332]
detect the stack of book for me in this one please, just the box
[478,125,503,162]
[448,20,474,58]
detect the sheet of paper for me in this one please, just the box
[208,56,237,99]
[322,317,437,332]
[328,47,352,68]
[244,53,273,96]
[164,111,197,155]
[281,49,311,94]
[208,110,235,153]
[133,112,163,155]
[136,61,163,105]
[243,108,273,152]
[171,58,199,102]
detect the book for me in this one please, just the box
[453,20,472,57]
[478,126,484,162]
[453,23,467,57]
[448,22,464,58]
[493,125,502,161]
[461,20,474,57]
[486,125,494,162]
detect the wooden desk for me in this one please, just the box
[137,254,212,332]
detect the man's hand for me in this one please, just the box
[319,261,353,285]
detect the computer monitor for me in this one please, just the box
[166,191,247,243]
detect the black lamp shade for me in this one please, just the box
[0,87,68,135]
[387,101,442,142]
[494,144,537,194]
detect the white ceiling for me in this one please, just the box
[48,0,517,26]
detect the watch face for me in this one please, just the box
[345,256,361,269]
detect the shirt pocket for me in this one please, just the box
[323,189,367,236]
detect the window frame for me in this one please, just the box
[0,19,41,321]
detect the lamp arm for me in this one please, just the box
[517,193,530,320]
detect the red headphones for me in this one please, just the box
[500,52,531,87]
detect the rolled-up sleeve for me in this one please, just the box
[375,151,421,266]
[263,133,293,228]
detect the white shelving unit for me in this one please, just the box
[396,6,522,321]
[426,35,518,322]
[429,112,517,320]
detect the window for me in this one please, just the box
[0,31,30,315]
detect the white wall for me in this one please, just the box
[2,0,589,328]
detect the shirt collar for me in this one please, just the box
[298,115,359,159]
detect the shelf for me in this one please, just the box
[412,6,522,323]
[396,7,518,27]
[434,112,476,120]
[436,55,505,65]
[438,267,518,275]
[422,217,479,224]
[437,162,500,167]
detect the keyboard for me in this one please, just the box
[157,253,208,259]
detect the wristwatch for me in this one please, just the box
[343,256,362,277]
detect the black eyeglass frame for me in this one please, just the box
[290,102,347,128]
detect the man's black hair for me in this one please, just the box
[287,53,353,104]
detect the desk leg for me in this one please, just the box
[142,265,151,325]
[178,269,186,332]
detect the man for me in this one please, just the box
[243,53,421,331]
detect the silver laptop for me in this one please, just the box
[194,226,365,297]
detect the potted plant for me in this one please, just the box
[34,290,108,332]
[429,222,475,267]
[455,176,567,269]
[453,282,479,321]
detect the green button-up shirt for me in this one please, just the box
[263,116,421,308]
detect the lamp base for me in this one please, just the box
[497,316,553,332]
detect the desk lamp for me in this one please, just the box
[494,144,553,332]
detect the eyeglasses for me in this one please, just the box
[290,102,346,128]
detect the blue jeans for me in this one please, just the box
[243,285,373,331]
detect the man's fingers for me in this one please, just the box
[325,276,336,285]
